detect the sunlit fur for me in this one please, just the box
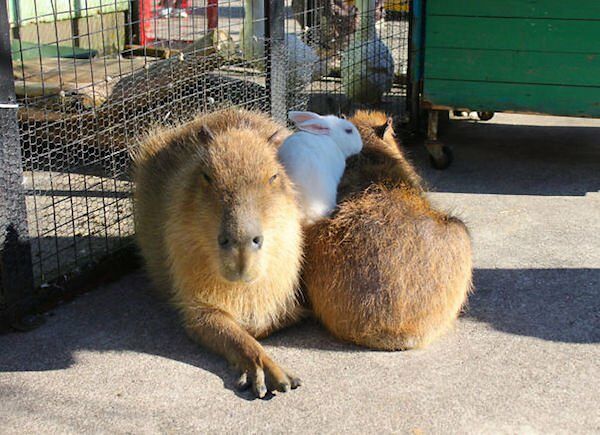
[303,110,473,350]
[132,109,304,338]
[339,110,424,197]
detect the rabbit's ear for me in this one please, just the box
[288,111,321,126]
[296,119,331,135]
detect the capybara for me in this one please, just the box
[303,111,473,350]
[132,109,304,398]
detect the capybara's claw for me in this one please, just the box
[241,356,300,398]
[249,367,267,398]
[288,373,303,389]
[235,372,251,391]
[264,361,301,395]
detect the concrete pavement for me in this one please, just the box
[1,113,599,434]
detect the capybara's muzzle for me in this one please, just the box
[217,215,264,283]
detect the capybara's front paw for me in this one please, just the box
[235,354,302,398]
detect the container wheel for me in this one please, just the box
[477,111,495,121]
[10,314,46,332]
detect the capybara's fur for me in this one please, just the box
[303,111,472,350]
[338,110,424,198]
[132,109,304,397]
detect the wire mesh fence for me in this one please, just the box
[0,0,411,321]
[285,0,410,117]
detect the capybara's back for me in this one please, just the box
[304,185,472,349]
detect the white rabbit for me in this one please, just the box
[278,111,363,224]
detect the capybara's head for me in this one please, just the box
[334,111,403,198]
[178,125,298,284]
[350,110,398,148]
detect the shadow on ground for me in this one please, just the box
[1,266,598,400]
[411,119,600,196]
[468,268,599,344]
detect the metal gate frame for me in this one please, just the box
[0,0,35,324]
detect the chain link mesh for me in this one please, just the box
[4,0,409,301]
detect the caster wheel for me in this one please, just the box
[429,145,454,170]
[11,314,46,332]
[477,111,494,121]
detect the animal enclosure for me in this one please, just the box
[0,0,411,322]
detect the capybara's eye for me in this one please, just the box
[202,172,212,184]
[345,128,353,134]
[269,173,278,184]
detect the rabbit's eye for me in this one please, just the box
[202,172,212,184]
[345,128,353,134]
[269,173,278,184]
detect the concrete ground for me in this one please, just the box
[1,113,599,434]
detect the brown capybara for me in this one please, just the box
[303,111,473,350]
[132,109,304,398]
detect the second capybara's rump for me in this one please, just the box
[305,184,472,350]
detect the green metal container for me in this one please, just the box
[422,0,600,117]
[413,0,600,168]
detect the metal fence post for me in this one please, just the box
[0,0,34,323]
[407,0,424,131]
[266,0,287,124]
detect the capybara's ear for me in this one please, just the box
[373,116,395,139]
[373,122,387,139]
[198,124,215,143]
[267,128,289,147]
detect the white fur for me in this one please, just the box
[278,111,363,223]
[285,34,324,86]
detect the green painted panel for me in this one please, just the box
[427,0,600,20]
[423,79,600,117]
[426,16,600,53]
[425,48,600,87]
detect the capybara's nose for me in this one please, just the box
[218,232,263,251]
[218,233,232,250]
[251,235,264,250]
